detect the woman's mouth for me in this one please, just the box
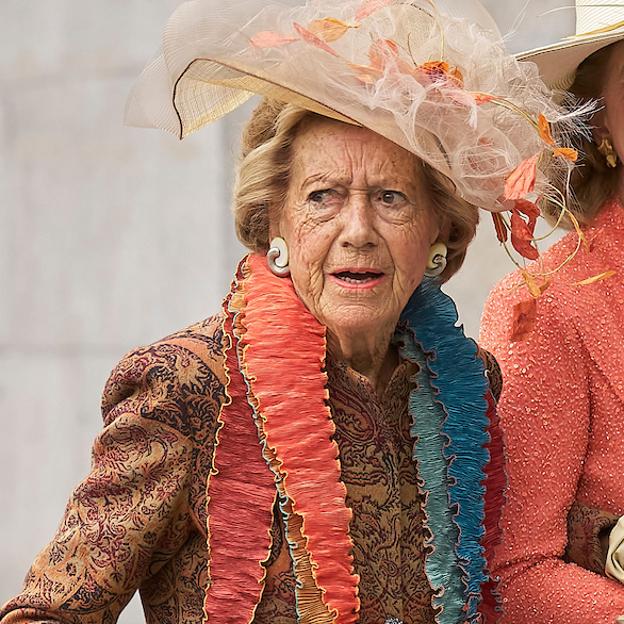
[329,269,386,290]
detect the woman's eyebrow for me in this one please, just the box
[300,171,415,187]
[301,172,348,187]
[366,174,418,190]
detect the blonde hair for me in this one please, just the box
[233,98,479,281]
[549,43,621,226]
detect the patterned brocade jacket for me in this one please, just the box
[1,309,502,624]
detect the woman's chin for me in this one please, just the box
[322,305,396,341]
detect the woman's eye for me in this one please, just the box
[307,189,341,205]
[378,190,407,206]
[308,190,327,203]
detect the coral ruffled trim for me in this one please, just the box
[202,286,277,624]
[231,266,332,623]
[237,254,359,623]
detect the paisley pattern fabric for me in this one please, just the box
[253,359,435,624]
[0,312,501,624]
[329,360,435,623]
[565,502,619,576]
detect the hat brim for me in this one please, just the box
[518,29,624,90]
[172,55,454,178]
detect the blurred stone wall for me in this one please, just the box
[0,1,573,621]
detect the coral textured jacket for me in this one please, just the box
[480,200,624,624]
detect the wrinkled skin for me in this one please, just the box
[270,117,440,391]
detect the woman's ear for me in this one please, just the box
[591,108,610,145]
[267,203,282,241]
[268,223,280,240]
[432,214,449,246]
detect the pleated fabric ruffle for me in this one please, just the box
[203,281,277,623]
[235,254,360,623]
[204,256,504,623]
[397,278,503,623]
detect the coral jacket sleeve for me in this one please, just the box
[479,289,624,624]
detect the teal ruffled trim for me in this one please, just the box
[398,278,490,623]
[400,340,465,624]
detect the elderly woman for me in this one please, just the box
[480,1,624,623]
[0,1,581,623]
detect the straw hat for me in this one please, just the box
[519,0,624,90]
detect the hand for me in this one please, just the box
[606,515,624,583]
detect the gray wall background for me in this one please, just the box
[0,1,574,621]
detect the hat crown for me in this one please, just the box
[576,0,624,35]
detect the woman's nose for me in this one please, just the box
[339,192,377,249]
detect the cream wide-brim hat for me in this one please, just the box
[126,0,585,213]
[519,0,624,90]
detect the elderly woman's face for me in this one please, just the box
[275,117,439,339]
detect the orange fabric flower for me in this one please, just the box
[293,22,338,56]
[308,17,357,42]
[553,147,579,162]
[510,199,540,261]
[504,154,539,201]
[368,38,400,70]
[537,113,555,146]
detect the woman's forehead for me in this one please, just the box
[291,117,418,176]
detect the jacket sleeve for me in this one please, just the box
[0,340,218,624]
[480,286,624,624]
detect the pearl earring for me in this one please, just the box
[425,242,447,278]
[266,237,290,277]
